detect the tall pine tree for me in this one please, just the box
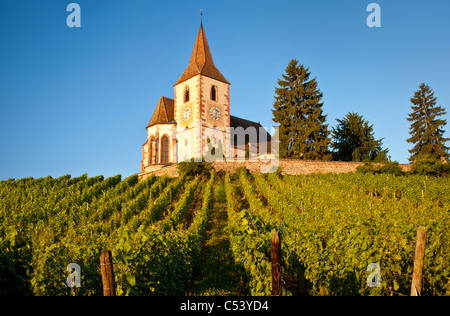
[407,83,449,162]
[331,112,388,162]
[272,59,330,160]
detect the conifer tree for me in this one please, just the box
[407,83,449,162]
[272,59,330,160]
[331,112,388,162]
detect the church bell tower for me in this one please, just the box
[173,22,231,161]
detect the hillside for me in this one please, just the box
[1,170,449,296]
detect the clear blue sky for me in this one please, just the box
[1,0,449,180]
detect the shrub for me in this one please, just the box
[177,158,213,177]
[378,162,405,176]
[410,155,450,176]
[355,162,375,174]
[356,161,405,176]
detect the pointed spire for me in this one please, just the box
[174,23,230,86]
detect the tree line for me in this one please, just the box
[272,59,449,169]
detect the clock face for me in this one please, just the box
[182,107,191,122]
[209,106,221,121]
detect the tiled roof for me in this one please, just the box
[230,115,272,145]
[174,23,230,86]
[146,96,176,128]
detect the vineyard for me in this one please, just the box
[0,168,449,296]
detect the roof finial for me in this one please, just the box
[200,8,203,25]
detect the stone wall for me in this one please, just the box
[212,160,411,175]
[139,164,179,180]
[142,164,173,174]
[138,159,411,180]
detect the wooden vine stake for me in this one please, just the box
[100,250,116,296]
[271,231,282,296]
[411,226,427,296]
[70,276,76,296]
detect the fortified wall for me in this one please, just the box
[137,160,411,180]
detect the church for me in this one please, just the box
[140,22,272,174]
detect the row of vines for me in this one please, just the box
[1,169,449,295]
[224,168,450,296]
[0,172,213,295]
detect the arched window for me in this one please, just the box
[211,85,218,101]
[161,135,170,164]
[184,86,190,103]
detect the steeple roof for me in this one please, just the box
[146,96,175,128]
[174,23,230,86]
